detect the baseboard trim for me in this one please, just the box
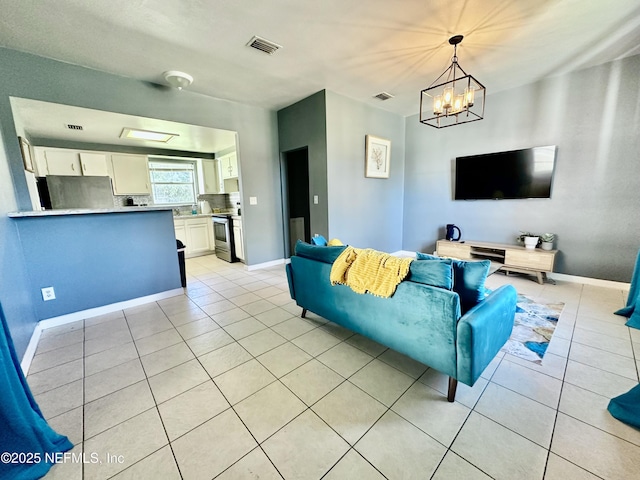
[20,288,184,374]
[20,323,43,375]
[547,273,630,291]
[246,258,286,271]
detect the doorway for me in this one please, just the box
[282,147,310,257]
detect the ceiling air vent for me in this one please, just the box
[66,124,84,131]
[247,35,282,55]
[373,92,394,101]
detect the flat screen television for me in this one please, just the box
[454,145,557,200]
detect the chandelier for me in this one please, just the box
[420,35,485,128]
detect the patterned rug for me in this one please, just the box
[501,294,565,364]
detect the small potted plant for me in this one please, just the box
[540,233,555,250]
[516,231,540,250]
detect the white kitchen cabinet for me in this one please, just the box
[220,153,238,179]
[174,216,214,258]
[33,147,110,178]
[202,159,220,194]
[110,154,151,195]
[233,217,244,261]
[40,148,81,176]
[80,152,109,176]
[174,221,187,246]
[187,221,211,255]
[32,147,51,176]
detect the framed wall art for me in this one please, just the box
[365,135,390,178]
[19,137,34,173]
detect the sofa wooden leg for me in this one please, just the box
[447,378,458,402]
[301,308,307,318]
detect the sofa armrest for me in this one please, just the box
[455,284,517,386]
[286,262,295,300]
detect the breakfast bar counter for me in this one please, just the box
[8,208,182,321]
[7,206,173,218]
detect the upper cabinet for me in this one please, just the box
[219,152,238,179]
[34,147,80,176]
[110,154,151,195]
[33,147,109,177]
[79,152,109,176]
[202,159,221,194]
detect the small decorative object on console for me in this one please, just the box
[540,233,555,251]
[516,231,539,249]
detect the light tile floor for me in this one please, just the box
[31,255,640,479]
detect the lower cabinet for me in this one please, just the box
[233,218,244,261]
[174,217,214,258]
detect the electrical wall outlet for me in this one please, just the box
[249,196,258,205]
[313,195,319,204]
[41,287,56,301]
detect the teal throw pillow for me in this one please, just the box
[416,252,490,312]
[295,240,346,264]
[452,259,491,313]
[408,259,453,290]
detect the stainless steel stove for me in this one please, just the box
[212,214,236,262]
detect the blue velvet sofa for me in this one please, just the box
[285,243,517,402]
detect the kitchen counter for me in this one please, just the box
[174,213,216,219]
[8,206,173,218]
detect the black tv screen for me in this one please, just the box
[454,146,556,200]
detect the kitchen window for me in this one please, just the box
[149,160,197,205]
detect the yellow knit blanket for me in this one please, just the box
[330,246,413,298]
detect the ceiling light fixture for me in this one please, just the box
[163,71,194,90]
[120,128,179,143]
[420,35,485,128]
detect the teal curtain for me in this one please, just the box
[0,304,72,479]
[615,249,640,329]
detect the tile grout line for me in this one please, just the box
[543,282,585,479]
[126,302,186,480]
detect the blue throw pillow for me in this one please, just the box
[452,260,491,312]
[311,235,328,246]
[295,240,346,264]
[416,252,489,312]
[416,252,438,260]
[408,259,453,290]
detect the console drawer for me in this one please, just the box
[436,241,472,259]
[505,250,554,271]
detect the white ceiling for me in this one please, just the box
[1,0,640,118]
[10,97,237,154]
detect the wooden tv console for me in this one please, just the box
[436,239,557,285]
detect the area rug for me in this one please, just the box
[501,294,565,364]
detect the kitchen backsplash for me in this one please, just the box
[113,195,152,207]
[228,191,241,213]
[110,193,241,214]
[198,193,241,214]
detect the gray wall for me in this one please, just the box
[403,55,640,282]
[277,91,329,247]
[0,47,283,356]
[278,90,406,253]
[0,124,37,358]
[325,91,405,252]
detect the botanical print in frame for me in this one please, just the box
[19,137,34,173]
[365,135,390,178]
